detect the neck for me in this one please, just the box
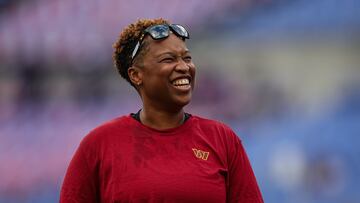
[140,106,185,130]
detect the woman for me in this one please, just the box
[60,18,264,203]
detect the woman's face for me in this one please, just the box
[138,33,196,111]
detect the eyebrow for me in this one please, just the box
[155,49,191,58]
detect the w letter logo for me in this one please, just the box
[192,148,210,160]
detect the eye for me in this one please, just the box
[161,57,174,63]
[183,55,192,63]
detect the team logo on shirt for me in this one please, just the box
[192,148,210,160]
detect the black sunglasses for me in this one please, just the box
[131,24,190,62]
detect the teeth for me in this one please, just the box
[173,78,189,86]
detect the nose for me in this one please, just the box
[175,59,190,73]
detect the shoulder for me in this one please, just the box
[190,115,240,141]
[191,115,235,132]
[80,115,133,149]
[89,115,130,135]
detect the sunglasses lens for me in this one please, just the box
[147,25,169,39]
[131,24,190,62]
[170,24,189,38]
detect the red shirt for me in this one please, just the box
[60,115,263,203]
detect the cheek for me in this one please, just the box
[189,64,196,89]
[189,63,196,77]
[148,69,171,88]
[145,64,169,81]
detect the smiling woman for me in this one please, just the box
[59,18,264,203]
[129,33,195,123]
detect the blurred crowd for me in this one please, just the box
[1,0,360,202]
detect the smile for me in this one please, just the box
[172,78,189,86]
[171,78,191,90]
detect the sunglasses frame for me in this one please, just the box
[131,24,190,64]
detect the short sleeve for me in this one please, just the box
[226,130,264,203]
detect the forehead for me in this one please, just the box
[144,33,189,57]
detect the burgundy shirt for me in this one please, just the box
[60,115,263,203]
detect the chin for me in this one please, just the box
[179,99,191,107]
[172,95,192,109]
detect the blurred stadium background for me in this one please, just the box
[1,0,360,202]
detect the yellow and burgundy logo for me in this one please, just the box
[192,148,210,161]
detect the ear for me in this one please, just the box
[128,66,143,86]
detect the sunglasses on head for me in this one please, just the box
[131,24,190,63]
